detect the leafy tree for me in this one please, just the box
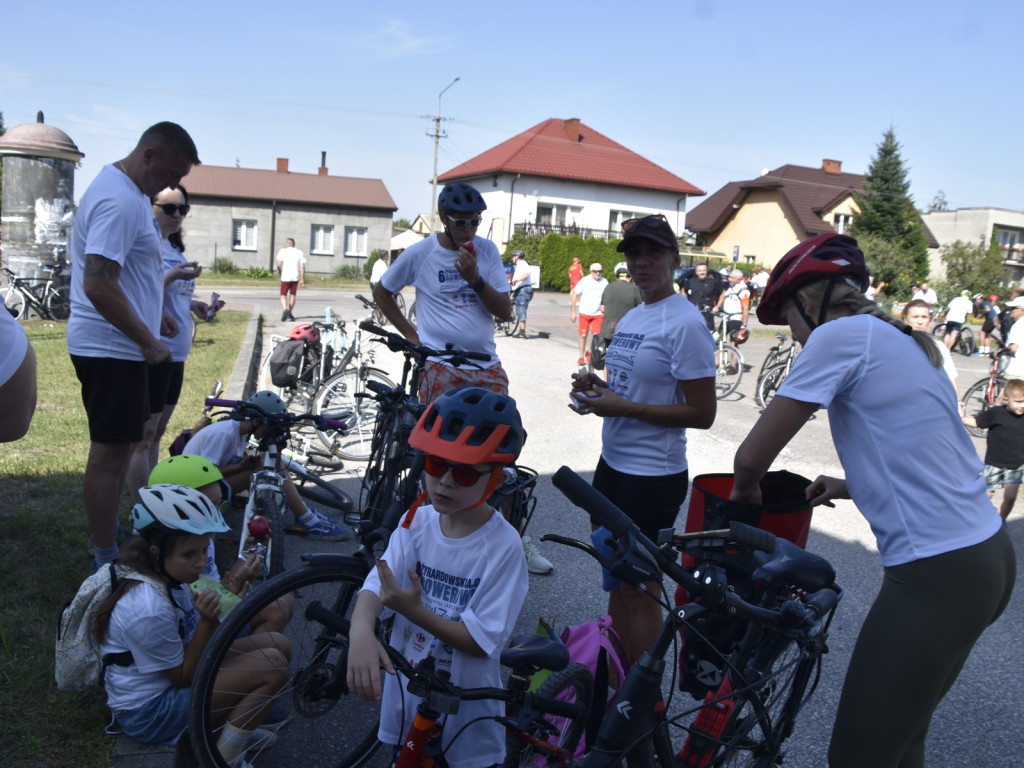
[851,128,929,288]
[858,233,919,299]
[928,190,948,213]
[393,217,412,229]
[940,239,1005,297]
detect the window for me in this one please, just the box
[232,219,257,250]
[608,210,649,235]
[833,213,853,234]
[311,224,335,255]
[344,226,367,257]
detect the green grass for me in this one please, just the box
[0,312,247,768]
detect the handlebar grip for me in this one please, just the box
[552,466,634,537]
[320,416,347,430]
[205,398,239,408]
[359,319,388,337]
[529,693,587,721]
[727,521,776,553]
[803,586,841,620]
[464,350,491,362]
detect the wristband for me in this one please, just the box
[469,277,486,293]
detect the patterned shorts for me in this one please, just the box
[418,360,509,405]
[984,464,1024,492]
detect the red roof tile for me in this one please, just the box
[438,118,703,196]
[182,164,396,211]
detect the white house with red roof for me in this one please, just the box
[437,118,703,246]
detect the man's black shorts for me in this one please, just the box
[147,361,185,414]
[70,355,149,443]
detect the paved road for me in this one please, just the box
[205,284,1024,768]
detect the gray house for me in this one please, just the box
[180,157,396,275]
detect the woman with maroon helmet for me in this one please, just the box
[731,233,1015,767]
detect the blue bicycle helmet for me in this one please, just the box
[438,183,486,215]
[409,386,525,464]
[131,484,229,535]
[243,390,288,417]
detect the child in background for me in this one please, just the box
[346,387,529,768]
[94,484,289,767]
[963,377,1024,519]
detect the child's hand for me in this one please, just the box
[192,588,222,623]
[377,559,422,617]
[346,634,393,702]
[223,553,260,596]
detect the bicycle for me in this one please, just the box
[961,350,1011,438]
[1,259,70,320]
[495,287,521,336]
[547,465,843,768]
[204,396,354,580]
[360,290,407,327]
[711,313,744,399]
[754,334,800,409]
[931,312,977,357]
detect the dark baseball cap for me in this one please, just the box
[617,215,679,254]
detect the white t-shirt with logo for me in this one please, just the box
[68,164,163,360]
[573,274,608,316]
[277,246,306,282]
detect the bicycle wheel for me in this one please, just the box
[393,291,407,318]
[932,322,947,339]
[504,303,520,336]
[754,363,787,409]
[189,557,387,768]
[45,285,70,320]
[407,300,416,329]
[756,348,782,380]
[715,345,743,399]
[962,377,1004,438]
[2,285,26,319]
[314,367,396,461]
[290,464,354,514]
[958,328,976,356]
[503,663,593,768]
[254,487,287,579]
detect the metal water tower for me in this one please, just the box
[0,111,84,277]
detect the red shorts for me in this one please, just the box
[280,281,299,296]
[578,314,604,336]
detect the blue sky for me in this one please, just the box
[2,0,1019,221]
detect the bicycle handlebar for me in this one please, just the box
[359,320,490,364]
[204,398,347,431]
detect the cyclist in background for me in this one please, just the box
[714,268,750,337]
[681,262,721,332]
[347,388,528,768]
[943,289,974,351]
[974,293,1000,355]
[731,233,1014,768]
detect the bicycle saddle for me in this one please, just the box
[500,633,569,673]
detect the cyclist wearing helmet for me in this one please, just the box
[509,249,534,338]
[372,182,513,403]
[975,293,1000,355]
[732,233,1014,768]
[94,484,288,756]
[182,390,351,541]
[347,387,528,768]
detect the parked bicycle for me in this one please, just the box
[494,287,521,336]
[1,259,70,320]
[359,290,407,327]
[548,465,843,768]
[931,319,976,356]
[711,312,745,399]
[961,350,1011,438]
[754,333,800,409]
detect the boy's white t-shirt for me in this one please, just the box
[68,164,163,360]
[361,504,528,768]
[101,582,197,712]
[182,419,247,466]
[778,315,1000,566]
[380,235,509,364]
[601,293,716,475]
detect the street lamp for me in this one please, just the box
[429,76,460,233]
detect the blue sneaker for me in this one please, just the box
[301,512,353,542]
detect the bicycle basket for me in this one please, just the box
[675,471,814,699]
[486,465,537,533]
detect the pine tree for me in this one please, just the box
[851,128,929,293]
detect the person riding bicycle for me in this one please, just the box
[94,484,289,759]
[713,268,750,337]
[731,232,1015,768]
[943,289,974,351]
[182,390,351,541]
[347,387,529,768]
[974,293,1000,355]
[371,182,513,404]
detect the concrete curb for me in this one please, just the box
[109,310,264,768]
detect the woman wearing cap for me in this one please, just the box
[731,233,1015,767]
[570,215,716,663]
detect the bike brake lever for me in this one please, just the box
[540,534,613,570]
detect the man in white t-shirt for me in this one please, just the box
[912,282,938,308]
[571,263,608,366]
[276,238,306,321]
[944,290,975,351]
[67,122,200,568]
[369,251,389,287]
[715,269,750,336]
[1002,298,1024,380]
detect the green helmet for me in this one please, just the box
[149,454,223,489]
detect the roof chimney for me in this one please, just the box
[563,118,582,142]
[822,159,842,175]
[276,157,289,173]
[319,151,328,176]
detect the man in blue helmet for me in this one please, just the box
[372,182,513,404]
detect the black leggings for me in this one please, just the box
[828,525,1015,767]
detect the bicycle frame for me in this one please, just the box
[2,264,67,320]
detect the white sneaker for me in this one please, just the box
[522,536,553,575]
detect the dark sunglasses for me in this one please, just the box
[446,215,482,228]
[155,203,190,216]
[621,213,667,235]
[423,455,493,487]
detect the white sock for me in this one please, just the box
[297,508,317,526]
[216,722,253,764]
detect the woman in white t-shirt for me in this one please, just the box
[732,233,1014,768]
[569,215,717,664]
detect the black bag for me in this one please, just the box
[590,335,607,371]
[269,338,305,387]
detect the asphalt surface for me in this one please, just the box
[166,286,1024,768]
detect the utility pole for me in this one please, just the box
[428,77,459,233]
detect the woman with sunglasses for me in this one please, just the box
[347,387,528,768]
[731,233,1014,768]
[570,214,717,664]
[126,185,221,497]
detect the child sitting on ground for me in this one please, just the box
[94,484,289,766]
[963,377,1024,519]
[346,387,529,768]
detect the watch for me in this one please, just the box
[470,277,486,293]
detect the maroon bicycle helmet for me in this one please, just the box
[757,233,870,326]
[408,387,525,465]
[287,323,320,343]
[730,327,750,345]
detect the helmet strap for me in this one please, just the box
[791,293,819,333]
[457,466,505,514]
